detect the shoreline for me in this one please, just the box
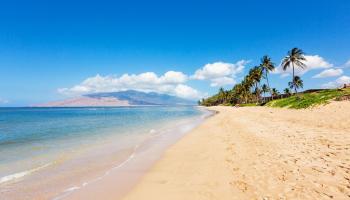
[59,107,214,200]
[122,102,350,200]
[0,106,212,200]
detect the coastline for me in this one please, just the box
[0,106,212,200]
[122,102,350,200]
[58,107,214,200]
[3,103,349,199]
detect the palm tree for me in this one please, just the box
[233,83,244,103]
[248,66,263,103]
[288,76,303,93]
[223,90,229,104]
[284,88,291,96]
[281,48,307,94]
[260,55,275,97]
[261,84,269,102]
[243,74,254,89]
[261,84,269,97]
[218,87,225,104]
[271,88,279,98]
[253,87,262,104]
[227,90,237,105]
[241,77,253,103]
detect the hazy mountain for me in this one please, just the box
[36,90,196,107]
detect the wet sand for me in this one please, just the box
[61,113,211,200]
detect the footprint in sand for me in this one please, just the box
[232,167,240,172]
[232,180,248,192]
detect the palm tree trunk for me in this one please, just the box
[255,83,259,103]
[263,91,265,102]
[259,82,262,103]
[292,62,297,94]
[266,71,272,99]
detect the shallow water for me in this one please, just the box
[0,106,209,199]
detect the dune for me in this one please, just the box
[122,101,350,200]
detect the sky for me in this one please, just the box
[0,0,350,106]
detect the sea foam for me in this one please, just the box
[0,163,52,185]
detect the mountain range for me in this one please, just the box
[35,90,196,107]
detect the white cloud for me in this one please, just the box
[322,76,350,88]
[312,68,343,78]
[210,77,235,87]
[58,71,204,100]
[280,73,290,78]
[273,55,333,76]
[174,84,203,99]
[304,55,333,69]
[192,60,248,87]
[0,98,9,104]
[344,59,350,68]
[160,71,188,84]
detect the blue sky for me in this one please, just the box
[0,0,349,106]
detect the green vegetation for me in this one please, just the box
[239,103,258,107]
[281,48,306,94]
[267,89,350,109]
[260,55,275,97]
[199,47,350,109]
[199,47,306,107]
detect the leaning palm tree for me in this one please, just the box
[281,48,307,94]
[243,74,254,89]
[260,55,275,97]
[288,76,303,93]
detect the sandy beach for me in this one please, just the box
[122,102,350,200]
[3,1,350,199]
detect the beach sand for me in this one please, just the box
[122,102,350,200]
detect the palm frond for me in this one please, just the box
[282,57,291,71]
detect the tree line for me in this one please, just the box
[199,48,306,106]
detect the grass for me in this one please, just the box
[240,103,258,107]
[266,88,350,109]
[220,102,258,107]
[222,102,258,107]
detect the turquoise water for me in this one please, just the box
[0,106,204,187]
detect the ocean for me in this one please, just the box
[0,106,210,200]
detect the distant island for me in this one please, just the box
[35,90,196,107]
